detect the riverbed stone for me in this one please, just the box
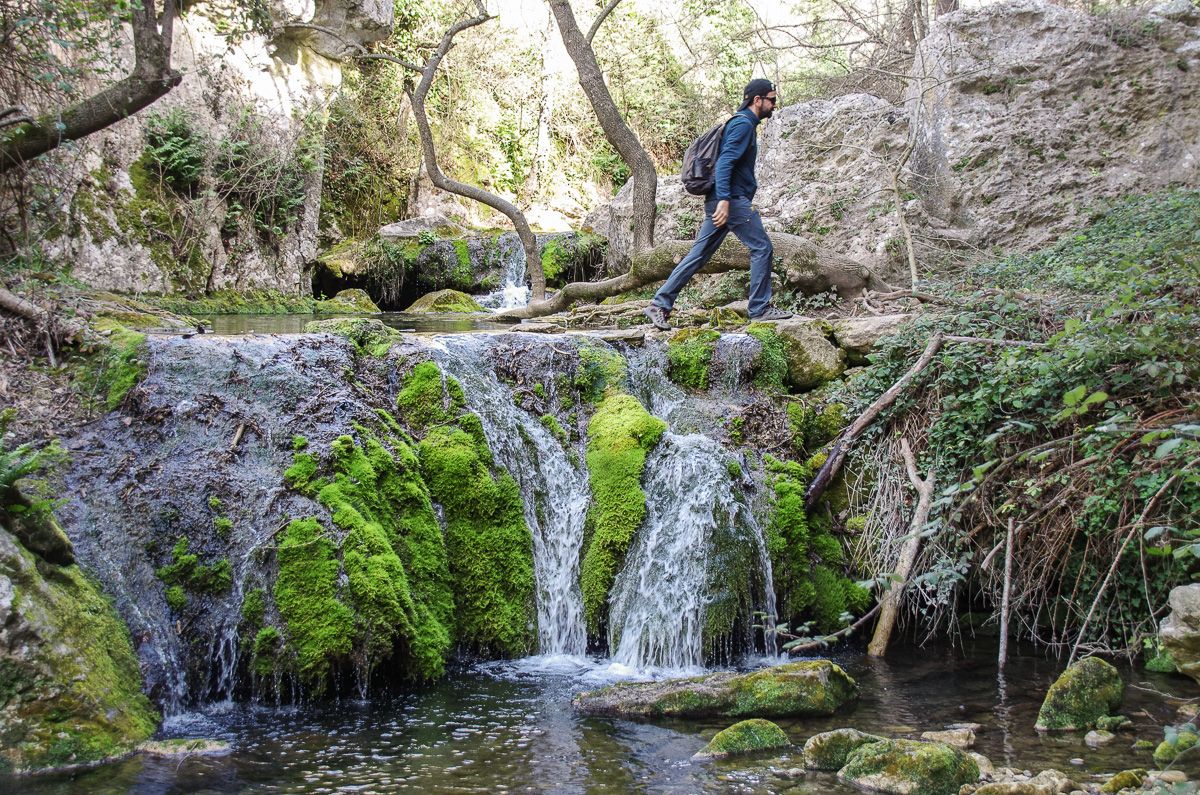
[922,728,975,749]
[803,728,884,770]
[970,785,1053,795]
[1153,727,1199,766]
[1159,584,1200,684]
[572,659,858,719]
[405,289,486,314]
[138,738,231,756]
[838,739,980,795]
[1084,729,1114,748]
[766,319,845,390]
[969,752,995,777]
[313,288,381,314]
[1034,657,1124,732]
[1099,768,1146,793]
[693,719,790,760]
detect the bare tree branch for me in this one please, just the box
[586,0,624,44]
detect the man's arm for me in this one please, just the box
[712,116,752,226]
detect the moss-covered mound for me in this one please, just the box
[1100,769,1147,793]
[837,739,979,795]
[304,317,402,357]
[766,319,845,390]
[666,328,720,389]
[313,288,381,314]
[1034,656,1124,732]
[572,659,858,719]
[803,728,885,770]
[404,289,486,314]
[579,393,666,637]
[1154,727,1199,766]
[0,529,158,773]
[694,719,790,760]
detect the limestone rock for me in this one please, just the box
[803,728,884,770]
[314,288,381,315]
[1159,584,1200,684]
[1099,769,1146,794]
[405,289,486,314]
[969,752,995,777]
[761,319,845,390]
[304,317,402,355]
[1149,0,1199,23]
[693,719,790,760]
[831,314,911,359]
[1034,656,1124,731]
[838,738,980,795]
[0,529,158,773]
[1084,729,1114,748]
[572,659,858,719]
[922,728,975,749]
[378,214,465,241]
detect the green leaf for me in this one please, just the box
[1155,437,1184,459]
[1062,385,1087,407]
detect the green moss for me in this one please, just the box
[1035,656,1125,731]
[1154,730,1199,766]
[580,394,667,636]
[541,237,569,282]
[787,401,845,454]
[156,537,232,604]
[240,587,265,626]
[396,361,467,432]
[164,584,186,612]
[148,289,316,315]
[212,516,232,537]
[417,424,535,656]
[78,323,147,411]
[207,495,223,511]
[746,323,788,392]
[667,328,721,389]
[540,414,569,446]
[453,239,472,279]
[405,288,486,314]
[839,739,979,795]
[304,317,401,357]
[1100,768,1146,792]
[251,626,281,676]
[313,288,381,315]
[697,719,789,759]
[726,460,742,480]
[291,435,308,451]
[803,728,884,770]
[574,341,628,403]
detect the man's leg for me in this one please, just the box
[652,203,730,312]
[728,201,774,318]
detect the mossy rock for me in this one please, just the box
[837,739,980,795]
[1100,769,1147,793]
[972,785,1053,795]
[1154,728,1199,766]
[313,288,380,314]
[769,319,845,391]
[1034,656,1124,732]
[666,328,721,389]
[572,659,858,719]
[694,719,790,760]
[803,728,884,770]
[404,289,486,314]
[138,738,231,757]
[304,317,402,357]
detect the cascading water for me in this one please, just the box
[429,335,588,655]
[476,235,531,310]
[606,432,777,671]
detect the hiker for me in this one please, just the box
[643,79,793,331]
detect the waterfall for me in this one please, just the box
[430,335,588,655]
[606,432,774,671]
[477,235,530,310]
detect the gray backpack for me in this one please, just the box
[680,118,733,195]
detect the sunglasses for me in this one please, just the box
[761,96,778,104]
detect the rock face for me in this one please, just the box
[589,0,1200,277]
[803,728,885,770]
[693,719,790,760]
[572,660,858,719]
[1159,583,1200,683]
[1034,656,1124,731]
[0,528,157,773]
[837,739,980,795]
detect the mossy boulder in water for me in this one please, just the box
[1153,727,1199,766]
[803,728,885,770]
[404,289,486,314]
[1034,656,1124,732]
[837,739,980,795]
[694,719,790,760]
[313,288,380,314]
[572,659,857,719]
[0,528,158,773]
[1100,769,1147,793]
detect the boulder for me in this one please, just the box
[572,659,858,719]
[304,317,402,356]
[1084,729,1115,748]
[404,289,486,314]
[920,728,974,748]
[1153,727,1199,766]
[378,214,464,241]
[760,319,845,390]
[830,315,911,360]
[693,719,790,760]
[313,288,381,314]
[1100,769,1147,794]
[803,728,884,770]
[1034,656,1124,731]
[837,739,980,795]
[1158,584,1200,684]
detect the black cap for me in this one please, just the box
[739,78,775,110]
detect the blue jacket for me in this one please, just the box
[712,108,760,201]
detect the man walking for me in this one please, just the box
[644,78,792,330]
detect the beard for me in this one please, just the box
[760,105,774,119]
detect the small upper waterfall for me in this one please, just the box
[607,432,774,671]
[430,335,588,655]
[476,235,530,310]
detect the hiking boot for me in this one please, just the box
[750,305,793,322]
[643,304,672,330]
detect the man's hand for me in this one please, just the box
[713,200,730,227]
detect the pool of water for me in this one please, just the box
[186,312,519,336]
[11,642,1198,794]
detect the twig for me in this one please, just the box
[785,602,883,654]
[999,517,1015,669]
[229,422,245,452]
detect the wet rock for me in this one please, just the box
[1034,657,1124,731]
[572,659,858,719]
[138,738,231,756]
[838,738,979,795]
[313,288,381,314]
[1159,584,1200,684]
[1152,769,1189,784]
[0,528,158,773]
[803,728,884,770]
[949,723,983,732]
[1177,702,1200,722]
[1029,770,1077,793]
[1153,727,1199,766]
[581,328,645,345]
[922,728,975,749]
[693,718,790,760]
[763,319,845,390]
[405,289,486,314]
[1093,715,1131,732]
[1084,730,1114,748]
[830,315,911,360]
[510,322,565,334]
[969,752,995,777]
[304,317,402,356]
[1099,768,1146,793]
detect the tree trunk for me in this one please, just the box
[547,0,657,254]
[0,0,181,174]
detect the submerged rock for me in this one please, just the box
[1034,657,1124,732]
[693,719,790,760]
[803,728,884,770]
[920,728,974,749]
[313,288,381,314]
[572,660,858,719]
[837,738,979,795]
[138,738,230,757]
[405,289,486,314]
[1159,584,1200,684]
